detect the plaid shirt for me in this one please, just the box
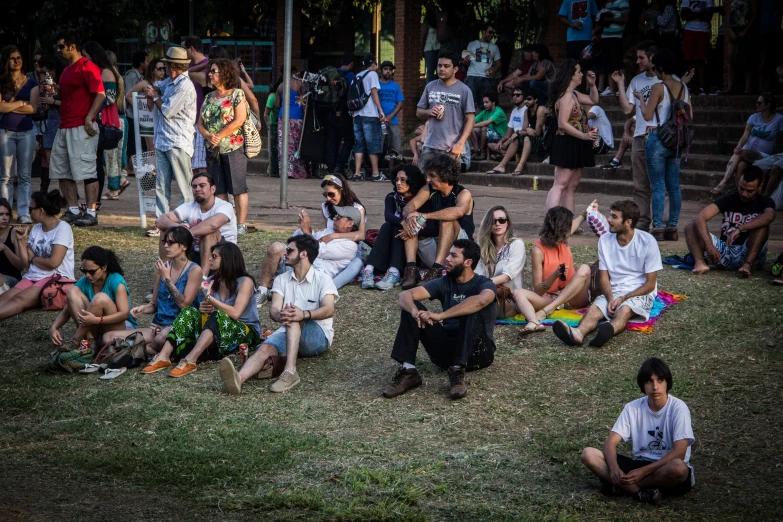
[153,72,196,156]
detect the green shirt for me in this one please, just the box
[475,106,508,137]
[266,93,278,125]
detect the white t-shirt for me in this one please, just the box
[25,221,75,281]
[745,112,783,156]
[354,70,381,118]
[612,395,696,485]
[311,229,358,279]
[509,106,527,133]
[271,265,339,345]
[466,40,500,77]
[626,72,661,137]
[587,105,614,148]
[598,230,662,297]
[174,198,237,252]
[681,0,714,33]
[475,238,526,292]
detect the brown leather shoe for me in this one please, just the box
[401,266,419,290]
[382,367,423,398]
[664,227,678,241]
[447,366,467,400]
[420,267,443,285]
[650,228,665,241]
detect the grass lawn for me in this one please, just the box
[0,227,781,521]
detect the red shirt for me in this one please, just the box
[59,57,104,129]
[516,58,533,76]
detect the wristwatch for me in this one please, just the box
[152,97,160,102]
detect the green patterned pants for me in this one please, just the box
[167,307,260,361]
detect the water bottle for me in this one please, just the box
[42,72,54,106]
[381,122,388,136]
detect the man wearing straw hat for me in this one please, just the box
[143,47,197,220]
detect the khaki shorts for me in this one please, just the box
[49,124,99,181]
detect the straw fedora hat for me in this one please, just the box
[161,47,191,65]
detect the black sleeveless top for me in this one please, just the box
[429,183,475,240]
[527,105,538,131]
[0,231,21,281]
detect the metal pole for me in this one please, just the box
[189,0,194,35]
[280,0,293,209]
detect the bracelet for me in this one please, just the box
[204,293,211,303]
[100,315,104,324]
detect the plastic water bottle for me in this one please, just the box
[381,122,388,136]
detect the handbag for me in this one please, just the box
[94,332,146,369]
[40,274,76,311]
[48,342,93,373]
[495,284,514,319]
[98,119,123,150]
[243,101,262,158]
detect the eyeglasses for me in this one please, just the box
[493,218,508,225]
[9,57,22,62]
[322,191,338,198]
[57,44,66,50]
[162,239,179,246]
[486,30,495,35]
[208,69,219,75]
[80,267,99,275]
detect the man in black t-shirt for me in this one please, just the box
[685,167,776,277]
[382,239,496,401]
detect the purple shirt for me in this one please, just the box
[1,78,38,132]
[192,57,209,121]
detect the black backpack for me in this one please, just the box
[654,82,695,158]
[314,66,348,109]
[346,71,371,111]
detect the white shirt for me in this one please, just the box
[271,265,339,345]
[354,70,381,118]
[587,105,614,148]
[598,230,662,297]
[509,106,527,133]
[654,82,690,127]
[25,221,75,281]
[681,0,714,33]
[467,40,501,77]
[475,238,526,292]
[627,72,661,136]
[311,229,358,279]
[612,395,696,485]
[175,198,237,251]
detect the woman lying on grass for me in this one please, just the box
[104,226,202,355]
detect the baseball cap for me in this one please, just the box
[362,54,376,67]
[380,60,395,70]
[333,205,361,225]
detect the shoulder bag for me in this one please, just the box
[40,274,76,311]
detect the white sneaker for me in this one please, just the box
[254,288,270,309]
[542,156,550,165]
[600,88,614,96]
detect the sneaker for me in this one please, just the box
[254,288,270,308]
[145,292,154,302]
[219,358,241,396]
[369,172,389,182]
[664,227,678,241]
[542,156,550,165]
[146,226,160,237]
[169,360,197,378]
[600,87,615,96]
[270,370,301,392]
[16,215,32,225]
[650,228,665,241]
[633,488,662,505]
[74,213,98,227]
[599,481,625,497]
[600,159,622,170]
[142,359,172,374]
[348,173,364,182]
[447,366,468,400]
[376,271,401,291]
[360,268,375,289]
[382,367,423,398]
[60,211,80,224]
[237,223,248,236]
[401,266,419,290]
[573,226,585,235]
[773,275,783,285]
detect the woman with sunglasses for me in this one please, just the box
[197,58,251,236]
[124,58,166,157]
[361,165,435,290]
[474,206,526,318]
[512,206,594,336]
[49,246,135,350]
[0,198,24,294]
[0,189,73,321]
[0,45,40,225]
[143,241,260,378]
[711,92,782,197]
[320,173,366,288]
[103,226,203,355]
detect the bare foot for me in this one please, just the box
[738,263,752,278]
[691,262,710,275]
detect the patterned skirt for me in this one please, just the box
[277,118,308,179]
[166,307,260,361]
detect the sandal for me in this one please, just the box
[512,168,524,176]
[519,321,546,336]
[102,192,120,201]
[486,168,505,174]
[553,320,583,346]
[118,180,131,195]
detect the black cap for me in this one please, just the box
[380,60,395,70]
[362,53,376,67]
[340,51,354,66]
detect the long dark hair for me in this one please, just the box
[548,58,580,111]
[82,41,120,86]
[321,173,362,217]
[31,189,67,217]
[211,241,254,297]
[144,58,165,84]
[0,45,23,95]
[81,246,124,275]
[539,206,574,248]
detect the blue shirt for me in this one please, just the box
[338,68,355,87]
[153,262,196,326]
[75,272,137,328]
[559,0,598,41]
[378,79,404,125]
[153,72,197,155]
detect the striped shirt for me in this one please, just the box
[600,0,629,39]
[153,72,196,156]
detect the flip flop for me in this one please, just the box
[553,320,582,346]
[589,322,615,348]
[519,321,546,337]
[100,367,127,380]
[102,193,120,201]
[78,363,108,374]
[486,168,505,174]
[117,180,131,195]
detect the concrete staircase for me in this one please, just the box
[247,95,759,202]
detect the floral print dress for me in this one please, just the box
[200,88,246,155]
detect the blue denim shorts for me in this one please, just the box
[353,116,383,155]
[708,234,768,271]
[263,320,329,357]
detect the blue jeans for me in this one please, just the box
[332,254,363,289]
[465,76,493,106]
[353,116,383,155]
[155,147,193,217]
[263,320,329,357]
[0,128,36,218]
[645,130,681,229]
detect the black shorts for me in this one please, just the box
[567,40,590,61]
[616,454,693,497]
[208,147,248,195]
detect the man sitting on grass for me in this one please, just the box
[685,166,776,277]
[580,358,695,505]
[254,206,360,303]
[219,234,337,394]
[399,153,475,289]
[382,239,496,401]
[156,172,237,274]
[553,200,662,348]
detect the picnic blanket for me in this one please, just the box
[496,291,686,335]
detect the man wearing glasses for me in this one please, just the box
[463,24,502,107]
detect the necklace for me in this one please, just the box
[168,259,188,285]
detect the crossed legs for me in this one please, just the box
[513,264,592,329]
[580,447,690,494]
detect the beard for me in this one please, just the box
[446,264,464,279]
[285,255,300,267]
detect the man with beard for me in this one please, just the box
[378,61,405,171]
[382,239,497,401]
[218,234,337,395]
[155,172,237,274]
[553,200,662,348]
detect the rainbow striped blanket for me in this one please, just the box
[496,291,686,335]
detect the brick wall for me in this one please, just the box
[276,0,302,79]
[394,0,422,132]
[544,1,567,65]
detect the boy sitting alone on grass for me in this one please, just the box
[580,357,695,505]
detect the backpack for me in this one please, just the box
[654,82,695,158]
[346,71,371,112]
[94,332,146,369]
[314,66,348,109]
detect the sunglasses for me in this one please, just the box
[493,218,508,225]
[208,69,219,75]
[80,267,100,275]
[162,239,179,246]
[29,206,39,211]
[155,66,165,71]
[57,44,67,50]
[322,191,338,198]
[285,246,296,254]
